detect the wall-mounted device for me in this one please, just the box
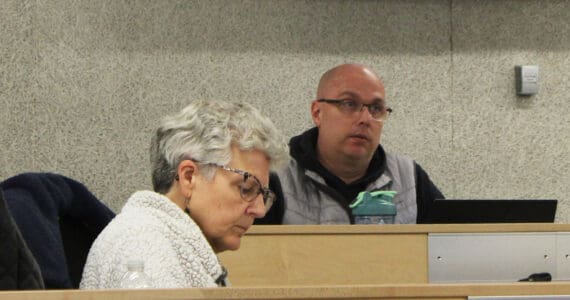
[515,65,539,95]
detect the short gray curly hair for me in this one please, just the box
[150,99,288,194]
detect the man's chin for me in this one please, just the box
[344,144,373,160]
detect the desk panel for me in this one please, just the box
[218,224,570,286]
[220,232,427,286]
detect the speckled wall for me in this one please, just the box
[1,1,568,221]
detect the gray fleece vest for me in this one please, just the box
[278,152,417,224]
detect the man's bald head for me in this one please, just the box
[316,64,383,99]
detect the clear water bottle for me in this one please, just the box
[350,191,397,224]
[119,260,152,289]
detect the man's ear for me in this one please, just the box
[311,100,321,126]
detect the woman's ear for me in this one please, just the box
[176,159,197,196]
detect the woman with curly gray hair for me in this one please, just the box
[81,100,287,289]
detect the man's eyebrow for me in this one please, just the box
[337,91,385,103]
[337,91,359,99]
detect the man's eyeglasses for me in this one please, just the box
[193,161,275,212]
[317,99,393,122]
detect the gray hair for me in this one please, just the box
[150,99,288,194]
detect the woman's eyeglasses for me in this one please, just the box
[182,160,275,212]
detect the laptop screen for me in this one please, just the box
[423,199,557,224]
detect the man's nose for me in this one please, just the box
[356,105,374,122]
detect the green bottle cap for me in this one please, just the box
[349,191,397,216]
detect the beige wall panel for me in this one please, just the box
[451,0,570,222]
[1,1,38,176]
[0,0,567,219]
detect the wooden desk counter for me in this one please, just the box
[2,283,570,300]
[218,224,570,286]
[243,224,570,234]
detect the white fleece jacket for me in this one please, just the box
[80,191,224,289]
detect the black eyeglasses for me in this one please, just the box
[192,161,275,212]
[317,99,393,122]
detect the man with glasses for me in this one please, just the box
[259,63,443,224]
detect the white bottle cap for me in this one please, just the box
[126,260,145,271]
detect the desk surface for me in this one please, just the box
[2,283,570,300]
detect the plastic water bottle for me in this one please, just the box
[350,191,397,224]
[119,260,152,289]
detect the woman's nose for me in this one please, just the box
[246,194,266,218]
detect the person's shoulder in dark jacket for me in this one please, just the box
[414,162,444,223]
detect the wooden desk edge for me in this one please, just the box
[2,283,570,300]
[247,224,570,235]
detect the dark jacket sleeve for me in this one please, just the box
[254,172,284,225]
[0,190,45,290]
[1,173,115,289]
[414,163,444,224]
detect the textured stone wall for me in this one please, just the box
[1,0,568,221]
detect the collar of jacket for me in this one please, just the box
[289,127,387,190]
